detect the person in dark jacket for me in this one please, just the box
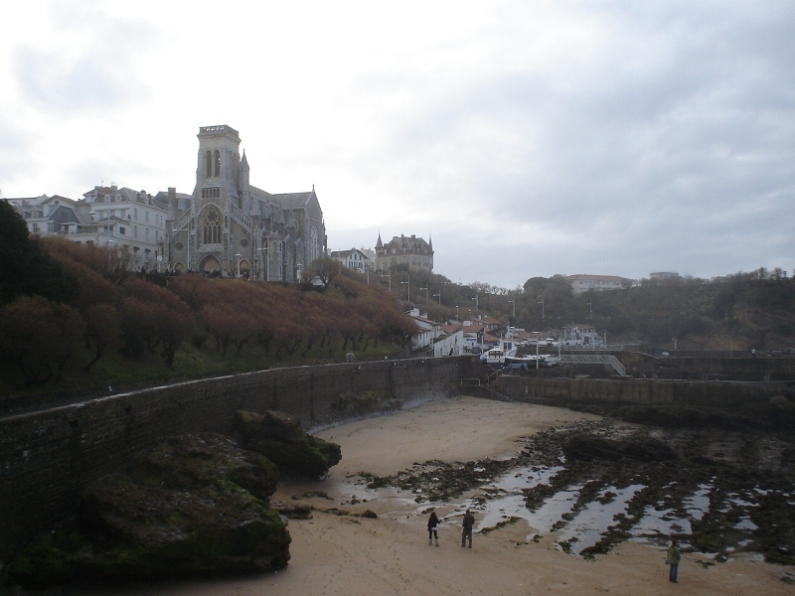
[666,538,681,583]
[427,510,440,546]
[461,509,475,548]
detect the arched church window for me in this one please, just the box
[202,207,222,244]
[205,150,212,178]
[214,150,221,177]
[310,227,319,262]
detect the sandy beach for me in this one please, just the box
[93,396,793,595]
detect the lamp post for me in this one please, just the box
[381,271,391,291]
[401,280,410,301]
[508,300,516,318]
[235,253,242,278]
[538,299,545,319]
[587,300,593,321]
[262,238,271,281]
[433,291,441,304]
[456,305,459,321]
[420,286,428,301]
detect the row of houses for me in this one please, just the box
[404,306,604,358]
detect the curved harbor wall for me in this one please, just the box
[0,357,463,565]
[2,355,793,566]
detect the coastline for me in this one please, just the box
[86,396,794,595]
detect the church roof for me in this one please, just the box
[270,191,316,209]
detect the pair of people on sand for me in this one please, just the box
[427,509,475,548]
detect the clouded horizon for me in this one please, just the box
[2,1,793,289]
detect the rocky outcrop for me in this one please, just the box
[8,433,290,590]
[236,410,342,479]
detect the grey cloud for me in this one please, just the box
[12,6,156,115]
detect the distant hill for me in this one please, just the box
[518,273,795,351]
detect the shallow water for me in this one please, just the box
[453,465,734,556]
[555,484,644,551]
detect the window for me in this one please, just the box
[214,150,221,177]
[205,150,212,178]
[202,206,222,244]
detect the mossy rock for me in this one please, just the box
[8,433,290,590]
[236,410,342,479]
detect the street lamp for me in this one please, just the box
[420,286,428,301]
[538,299,545,319]
[400,280,410,301]
[508,300,516,318]
[456,305,459,321]
[235,253,242,278]
[587,300,593,321]
[433,291,441,304]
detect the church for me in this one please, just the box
[165,125,326,280]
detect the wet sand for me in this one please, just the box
[94,396,794,595]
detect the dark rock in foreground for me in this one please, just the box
[8,433,290,590]
[236,410,342,479]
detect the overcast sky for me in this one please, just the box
[2,1,793,289]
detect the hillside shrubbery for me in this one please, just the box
[0,216,417,396]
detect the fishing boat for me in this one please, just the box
[479,337,518,367]
[505,354,559,368]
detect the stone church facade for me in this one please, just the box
[166,125,326,280]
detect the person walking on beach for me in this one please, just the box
[427,509,440,546]
[461,509,475,548]
[666,538,681,583]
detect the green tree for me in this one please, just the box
[0,201,77,306]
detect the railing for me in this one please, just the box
[228,203,251,230]
[460,367,501,387]
[559,354,626,376]
[172,209,191,232]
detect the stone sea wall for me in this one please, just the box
[3,355,792,567]
[0,357,463,565]
[494,375,795,407]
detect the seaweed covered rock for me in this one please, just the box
[8,433,290,590]
[562,433,677,462]
[236,410,342,479]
